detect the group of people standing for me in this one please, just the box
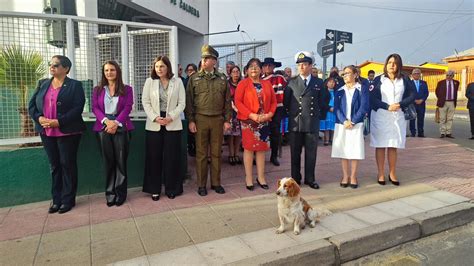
[28,44,467,214]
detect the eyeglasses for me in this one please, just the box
[48,63,60,68]
[341,72,354,77]
[446,74,454,77]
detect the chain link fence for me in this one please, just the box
[212,41,272,72]
[0,11,177,144]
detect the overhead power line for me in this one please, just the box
[322,1,474,15]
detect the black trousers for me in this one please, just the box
[41,134,81,206]
[289,131,318,183]
[470,108,474,135]
[269,107,284,157]
[143,128,183,196]
[409,104,426,135]
[97,129,130,203]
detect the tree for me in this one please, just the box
[0,45,47,137]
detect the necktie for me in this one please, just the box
[447,81,452,100]
[415,80,419,93]
[304,78,307,87]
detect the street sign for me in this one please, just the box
[336,31,353,43]
[325,29,335,41]
[317,39,332,58]
[321,41,344,57]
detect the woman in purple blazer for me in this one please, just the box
[92,60,134,207]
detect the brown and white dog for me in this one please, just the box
[275,177,330,235]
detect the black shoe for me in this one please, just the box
[211,185,226,194]
[418,134,425,138]
[151,194,160,201]
[378,176,386,185]
[350,183,358,189]
[256,179,269,190]
[270,156,280,166]
[115,199,125,206]
[58,204,73,214]
[198,187,208,196]
[246,185,254,191]
[388,175,400,186]
[440,134,445,138]
[340,182,349,188]
[470,136,474,140]
[48,204,60,213]
[166,193,176,199]
[229,156,236,166]
[106,201,115,207]
[410,133,416,137]
[446,134,455,139]
[304,181,320,189]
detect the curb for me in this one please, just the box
[425,112,469,121]
[229,201,474,266]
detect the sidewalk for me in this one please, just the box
[0,137,473,265]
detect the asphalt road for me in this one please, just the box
[410,112,473,151]
[345,222,474,266]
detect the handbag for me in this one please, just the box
[435,107,440,123]
[363,115,370,136]
[402,104,417,120]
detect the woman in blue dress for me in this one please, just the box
[320,77,337,145]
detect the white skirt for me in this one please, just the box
[331,123,365,160]
[370,109,406,149]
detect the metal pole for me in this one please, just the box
[65,18,75,78]
[322,57,327,80]
[120,24,129,85]
[332,30,337,68]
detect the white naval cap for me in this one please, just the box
[295,51,315,64]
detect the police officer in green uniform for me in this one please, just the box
[185,45,232,196]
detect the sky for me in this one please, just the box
[209,0,474,70]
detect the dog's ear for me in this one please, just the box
[287,179,300,197]
[277,179,281,188]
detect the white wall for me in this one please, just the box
[130,0,208,35]
[178,29,207,69]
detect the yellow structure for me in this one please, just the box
[358,61,447,92]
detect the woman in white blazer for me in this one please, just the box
[142,56,186,201]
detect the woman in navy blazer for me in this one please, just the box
[331,65,369,188]
[28,55,86,214]
[369,54,416,186]
[92,60,134,207]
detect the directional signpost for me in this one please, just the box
[324,29,353,67]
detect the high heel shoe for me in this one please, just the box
[350,183,358,189]
[256,179,269,190]
[388,175,400,186]
[340,178,349,188]
[377,177,386,186]
[246,185,254,191]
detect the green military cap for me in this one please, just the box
[201,44,219,59]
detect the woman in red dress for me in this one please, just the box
[235,58,277,190]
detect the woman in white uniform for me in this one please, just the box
[331,65,369,188]
[369,54,415,186]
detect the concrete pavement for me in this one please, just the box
[0,136,473,265]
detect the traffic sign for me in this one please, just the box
[336,31,353,43]
[317,39,332,58]
[326,29,335,41]
[321,41,344,57]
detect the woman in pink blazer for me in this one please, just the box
[92,60,134,207]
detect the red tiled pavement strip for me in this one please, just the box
[0,137,473,242]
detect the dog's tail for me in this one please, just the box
[308,206,332,222]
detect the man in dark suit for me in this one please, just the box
[466,82,474,139]
[410,68,429,137]
[435,70,459,138]
[283,51,328,189]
